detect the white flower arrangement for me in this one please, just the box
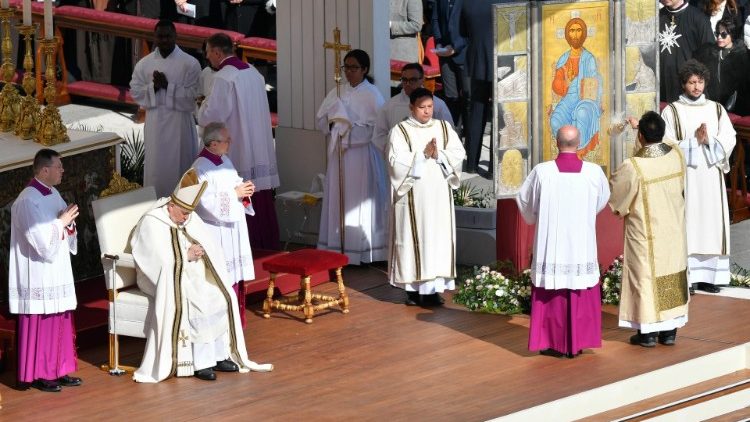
[454,264,531,314]
[601,255,623,305]
[730,263,750,288]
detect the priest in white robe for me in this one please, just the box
[316,49,389,264]
[373,62,453,152]
[9,149,82,392]
[193,122,256,328]
[131,169,272,383]
[387,88,465,306]
[610,111,688,348]
[130,20,201,197]
[197,33,281,250]
[661,59,736,294]
[516,125,609,358]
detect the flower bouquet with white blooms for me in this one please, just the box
[601,255,623,305]
[730,263,750,288]
[453,263,531,314]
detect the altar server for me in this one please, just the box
[9,149,82,392]
[661,59,736,294]
[387,88,465,306]
[610,111,688,347]
[130,169,272,383]
[192,122,256,328]
[197,32,281,250]
[316,49,388,264]
[516,125,609,358]
[130,20,201,197]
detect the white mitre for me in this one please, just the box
[170,168,207,212]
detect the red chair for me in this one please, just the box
[262,249,350,323]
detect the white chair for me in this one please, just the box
[92,186,156,374]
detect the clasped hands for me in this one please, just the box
[235,180,256,198]
[694,123,709,145]
[58,203,79,227]
[423,138,438,160]
[153,70,168,91]
[188,244,205,262]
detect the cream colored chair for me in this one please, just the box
[92,186,156,374]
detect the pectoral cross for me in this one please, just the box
[178,330,189,347]
[323,27,351,97]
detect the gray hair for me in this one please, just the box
[202,122,227,146]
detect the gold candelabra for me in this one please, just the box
[35,37,68,146]
[0,8,20,132]
[15,24,39,139]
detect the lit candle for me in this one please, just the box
[44,0,52,39]
[1,0,9,10]
[23,0,31,25]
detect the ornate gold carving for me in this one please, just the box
[15,24,40,140]
[0,8,19,132]
[655,270,688,312]
[500,149,524,188]
[35,38,69,146]
[100,172,141,198]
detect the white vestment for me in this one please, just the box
[516,159,610,289]
[373,90,453,151]
[662,95,736,285]
[387,117,465,292]
[130,47,201,198]
[193,153,255,284]
[316,80,389,264]
[131,202,256,383]
[8,182,78,314]
[197,62,280,191]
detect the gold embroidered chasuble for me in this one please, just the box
[609,144,689,324]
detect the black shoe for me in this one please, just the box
[421,293,445,307]
[405,291,420,306]
[194,368,216,381]
[58,375,82,387]
[689,285,696,295]
[697,282,721,293]
[629,331,657,347]
[539,348,566,358]
[658,329,677,346]
[213,359,239,372]
[566,350,582,359]
[31,379,61,392]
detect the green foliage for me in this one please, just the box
[453,181,493,208]
[453,261,531,314]
[601,255,623,305]
[120,129,144,185]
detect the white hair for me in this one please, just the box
[202,122,226,146]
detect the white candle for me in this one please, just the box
[44,0,52,39]
[1,0,9,10]
[23,0,31,25]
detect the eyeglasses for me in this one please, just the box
[340,65,362,71]
[715,31,730,39]
[400,77,423,84]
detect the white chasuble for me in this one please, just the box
[610,144,689,331]
[196,65,280,191]
[516,161,610,290]
[661,95,736,285]
[130,47,201,197]
[387,117,465,290]
[316,80,389,264]
[9,184,78,314]
[373,90,453,152]
[131,203,255,383]
[193,154,255,284]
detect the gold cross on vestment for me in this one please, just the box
[178,330,189,347]
[323,27,351,97]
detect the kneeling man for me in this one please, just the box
[131,169,272,382]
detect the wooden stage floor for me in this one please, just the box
[1,264,749,421]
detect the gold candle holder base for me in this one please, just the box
[35,37,68,146]
[15,24,39,140]
[0,8,19,133]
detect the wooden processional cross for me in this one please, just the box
[323,28,351,254]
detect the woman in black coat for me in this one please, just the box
[694,16,750,115]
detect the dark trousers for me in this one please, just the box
[439,57,470,136]
[465,79,492,172]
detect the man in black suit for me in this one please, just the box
[462,0,512,174]
[432,0,469,136]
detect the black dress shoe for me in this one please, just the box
[689,285,696,295]
[213,359,239,372]
[697,282,721,293]
[658,329,677,346]
[629,331,657,347]
[32,379,61,392]
[194,368,217,381]
[58,375,82,386]
[405,291,420,306]
[421,293,445,307]
[539,348,566,358]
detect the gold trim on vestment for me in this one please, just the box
[645,171,683,185]
[408,189,421,280]
[667,104,683,140]
[635,142,672,158]
[629,158,658,312]
[169,228,184,378]
[656,270,688,311]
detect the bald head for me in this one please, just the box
[556,125,580,152]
